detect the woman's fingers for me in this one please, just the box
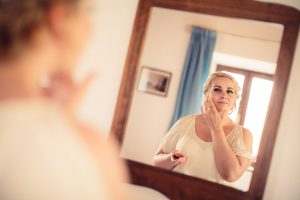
[207,100,222,120]
[173,151,183,157]
[205,99,217,114]
[208,100,218,114]
[171,151,188,165]
[180,155,188,164]
[174,157,186,166]
[41,71,97,115]
[203,100,225,132]
[171,151,182,162]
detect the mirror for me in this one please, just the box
[110,0,300,199]
[120,6,283,191]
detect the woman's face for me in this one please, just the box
[207,77,237,113]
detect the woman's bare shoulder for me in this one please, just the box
[240,127,253,144]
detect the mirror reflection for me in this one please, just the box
[153,70,254,185]
[121,7,283,191]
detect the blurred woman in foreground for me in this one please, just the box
[0,0,128,199]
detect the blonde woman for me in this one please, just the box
[153,71,253,184]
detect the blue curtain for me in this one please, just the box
[169,27,216,127]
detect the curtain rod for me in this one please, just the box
[185,25,281,43]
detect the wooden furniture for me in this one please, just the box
[111,0,300,199]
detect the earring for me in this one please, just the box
[229,108,234,115]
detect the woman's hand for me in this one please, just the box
[202,100,224,133]
[40,71,95,115]
[202,100,253,182]
[170,150,188,167]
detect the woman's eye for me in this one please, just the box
[213,88,222,93]
[226,90,234,95]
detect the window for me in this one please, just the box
[217,65,273,159]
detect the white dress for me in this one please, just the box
[0,99,112,200]
[160,115,252,184]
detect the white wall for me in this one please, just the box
[78,0,300,199]
[75,0,138,134]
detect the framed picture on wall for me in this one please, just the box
[137,66,172,97]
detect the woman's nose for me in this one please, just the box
[221,91,228,98]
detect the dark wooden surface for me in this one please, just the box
[126,159,250,200]
[110,0,300,200]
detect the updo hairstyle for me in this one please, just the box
[0,0,77,59]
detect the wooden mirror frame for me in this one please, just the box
[110,0,300,199]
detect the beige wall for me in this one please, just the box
[75,0,138,133]
[78,0,300,199]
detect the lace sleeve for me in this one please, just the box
[228,126,254,162]
[160,115,194,153]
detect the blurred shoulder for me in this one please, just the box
[0,98,70,128]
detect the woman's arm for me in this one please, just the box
[153,116,190,170]
[212,128,252,182]
[204,100,252,182]
[153,147,188,170]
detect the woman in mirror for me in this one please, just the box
[153,71,253,184]
[0,0,129,199]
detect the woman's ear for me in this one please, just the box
[45,3,70,40]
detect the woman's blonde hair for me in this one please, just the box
[202,71,240,109]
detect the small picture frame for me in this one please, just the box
[137,66,172,97]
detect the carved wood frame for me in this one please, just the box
[110,0,300,199]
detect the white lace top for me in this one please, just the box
[160,115,252,184]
